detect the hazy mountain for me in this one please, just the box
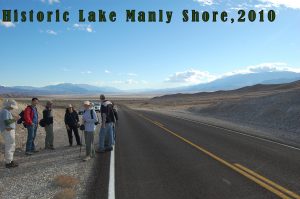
[0,83,121,95]
[174,71,300,93]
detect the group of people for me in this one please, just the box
[0,94,118,168]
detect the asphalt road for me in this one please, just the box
[90,106,300,199]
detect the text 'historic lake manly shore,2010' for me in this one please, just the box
[1,9,276,24]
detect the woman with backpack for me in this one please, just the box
[64,104,81,147]
[81,101,98,161]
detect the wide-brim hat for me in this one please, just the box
[83,101,91,106]
[3,99,18,109]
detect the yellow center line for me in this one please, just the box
[139,114,299,199]
[234,164,300,199]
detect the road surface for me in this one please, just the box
[89,106,300,199]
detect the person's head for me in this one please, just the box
[46,100,53,108]
[100,94,105,102]
[83,101,91,110]
[31,97,39,106]
[3,99,18,110]
[67,104,73,112]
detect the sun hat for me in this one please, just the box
[3,99,18,109]
[83,101,91,106]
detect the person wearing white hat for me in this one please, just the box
[0,99,20,168]
[81,100,98,161]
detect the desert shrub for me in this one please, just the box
[53,188,76,199]
[54,175,79,188]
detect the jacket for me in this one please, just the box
[82,109,98,132]
[0,109,16,132]
[43,108,53,125]
[64,111,79,126]
[24,105,38,126]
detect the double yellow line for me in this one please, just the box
[139,114,300,199]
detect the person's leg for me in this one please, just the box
[98,127,106,152]
[67,128,73,146]
[45,125,50,148]
[85,131,91,157]
[3,130,16,164]
[106,123,114,150]
[73,126,81,145]
[26,126,34,153]
[90,132,95,158]
[32,125,38,151]
[49,124,54,148]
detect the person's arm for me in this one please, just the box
[24,106,33,126]
[113,108,118,121]
[64,113,68,125]
[75,112,79,123]
[4,111,15,131]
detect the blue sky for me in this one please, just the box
[0,0,299,90]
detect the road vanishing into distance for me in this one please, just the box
[88,106,300,199]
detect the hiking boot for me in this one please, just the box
[105,147,113,152]
[82,156,91,161]
[25,152,33,156]
[6,161,19,168]
[96,149,105,153]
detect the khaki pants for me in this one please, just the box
[1,130,16,164]
[45,124,54,148]
[84,131,95,158]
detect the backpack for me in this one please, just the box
[17,106,33,128]
[17,110,27,127]
[105,103,115,123]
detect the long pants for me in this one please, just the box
[67,125,81,146]
[45,124,54,148]
[99,122,114,151]
[84,131,95,158]
[26,124,37,152]
[2,130,16,164]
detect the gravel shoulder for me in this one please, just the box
[0,107,101,199]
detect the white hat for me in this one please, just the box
[67,104,73,108]
[83,101,91,106]
[3,99,18,109]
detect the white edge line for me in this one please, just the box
[108,146,115,199]
[166,114,300,151]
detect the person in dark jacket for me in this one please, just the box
[24,97,39,155]
[64,104,81,146]
[43,101,54,150]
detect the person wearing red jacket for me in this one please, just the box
[24,98,39,155]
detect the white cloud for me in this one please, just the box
[73,23,93,33]
[46,30,57,35]
[165,63,300,86]
[127,73,138,77]
[0,20,16,28]
[81,70,92,74]
[194,0,214,6]
[166,69,217,84]
[41,0,60,4]
[258,0,300,9]
[105,70,111,74]
[223,63,300,77]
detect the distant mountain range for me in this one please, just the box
[1,71,300,96]
[0,83,122,96]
